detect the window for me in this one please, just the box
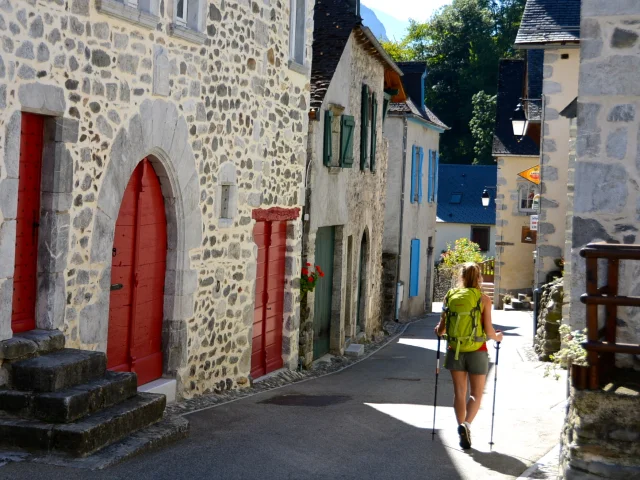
[471,226,490,252]
[323,110,333,167]
[450,193,462,204]
[409,239,421,297]
[290,0,306,65]
[340,115,355,167]
[519,184,539,212]
[174,0,202,31]
[410,146,424,204]
[360,84,370,170]
[427,150,438,203]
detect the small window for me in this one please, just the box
[450,193,462,204]
[176,0,187,24]
[220,185,231,219]
[174,0,201,31]
[471,226,490,252]
[290,0,307,65]
[519,184,538,212]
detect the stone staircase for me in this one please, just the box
[481,282,494,298]
[0,331,188,461]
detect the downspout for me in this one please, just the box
[534,94,546,288]
[394,117,409,321]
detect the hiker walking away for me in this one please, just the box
[434,262,503,450]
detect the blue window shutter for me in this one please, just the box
[410,146,417,204]
[418,147,424,204]
[435,151,440,203]
[409,239,420,297]
[427,150,433,203]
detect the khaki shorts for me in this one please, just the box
[444,349,489,375]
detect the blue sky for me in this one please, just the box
[363,0,452,41]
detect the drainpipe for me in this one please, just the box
[534,95,546,288]
[394,118,409,322]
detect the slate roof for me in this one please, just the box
[526,50,544,121]
[310,1,402,111]
[436,165,497,225]
[388,98,448,130]
[492,59,540,157]
[515,0,581,47]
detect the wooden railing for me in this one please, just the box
[577,242,640,390]
[480,259,495,283]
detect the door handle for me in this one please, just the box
[110,283,124,291]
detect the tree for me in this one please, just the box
[383,0,526,165]
[469,91,497,165]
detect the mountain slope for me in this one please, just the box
[360,4,388,42]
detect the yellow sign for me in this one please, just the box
[518,164,541,184]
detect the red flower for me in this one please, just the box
[315,265,321,272]
[306,263,311,267]
[319,272,325,278]
[302,268,309,276]
[308,276,314,283]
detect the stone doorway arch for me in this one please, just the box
[82,99,201,394]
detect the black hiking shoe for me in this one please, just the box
[458,423,471,450]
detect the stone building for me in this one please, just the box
[514,0,581,288]
[382,61,446,322]
[299,0,404,363]
[561,1,640,478]
[0,0,314,422]
[492,55,541,307]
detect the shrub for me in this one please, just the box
[440,238,486,268]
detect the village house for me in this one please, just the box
[560,1,640,478]
[492,52,542,307]
[299,0,405,362]
[514,0,581,289]
[381,61,446,322]
[0,0,313,456]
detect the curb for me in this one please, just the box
[517,443,561,479]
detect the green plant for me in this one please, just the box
[300,263,325,301]
[545,324,588,380]
[503,295,511,305]
[440,238,486,268]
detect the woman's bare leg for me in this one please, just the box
[465,374,487,424]
[450,370,468,425]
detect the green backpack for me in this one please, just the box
[444,288,486,360]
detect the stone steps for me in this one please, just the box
[0,393,166,457]
[0,371,137,423]
[11,349,107,393]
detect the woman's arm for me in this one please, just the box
[482,295,503,342]
[435,311,446,336]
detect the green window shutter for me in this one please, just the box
[340,115,355,167]
[360,85,369,170]
[323,110,333,167]
[370,93,378,173]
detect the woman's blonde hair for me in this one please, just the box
[458,262,482,289]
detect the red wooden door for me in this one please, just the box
[11,113,45,334]
[108,159,167,386]
[251,221,286,378]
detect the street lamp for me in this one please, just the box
[481,189,490,208]
[511,103,528,140]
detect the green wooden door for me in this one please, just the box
[356,234,367,333]
[313,227,335,359]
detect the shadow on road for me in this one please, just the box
[465,449,529,477]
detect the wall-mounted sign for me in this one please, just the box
[530,214,538,231]
[521,226,537,244]
[518,165,540,185]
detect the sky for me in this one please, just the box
[363,0,452,41]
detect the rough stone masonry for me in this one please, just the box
[0,0,314,399]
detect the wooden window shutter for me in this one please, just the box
[410,145,417,204]
[418,147,424,204]
[360,84,369,170]
[323,110,333,167]
[426,149,432,203]
[435,151,440,203]
[340,115,355,167]
[370,93,378,173]
[409,239,421,297]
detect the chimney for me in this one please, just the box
[398,63,427,112]
[346,0,361,17]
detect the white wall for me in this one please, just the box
[435,223,496,261]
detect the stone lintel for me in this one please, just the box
[96,0,160,30]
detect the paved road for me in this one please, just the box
[1,310,566,480]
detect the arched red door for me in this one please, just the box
[108,159,167,386]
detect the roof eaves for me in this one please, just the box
[356,26,403,76]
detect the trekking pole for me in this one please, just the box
[432,335,441,441]
[489,340,501,450]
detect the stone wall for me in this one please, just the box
[300,32,389,364]
[534,277,563,361]
[0,0,314,399]
[535,48,579,287]
[381,252,397,322]
[562,386,640,479]
[433,265,456,303]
